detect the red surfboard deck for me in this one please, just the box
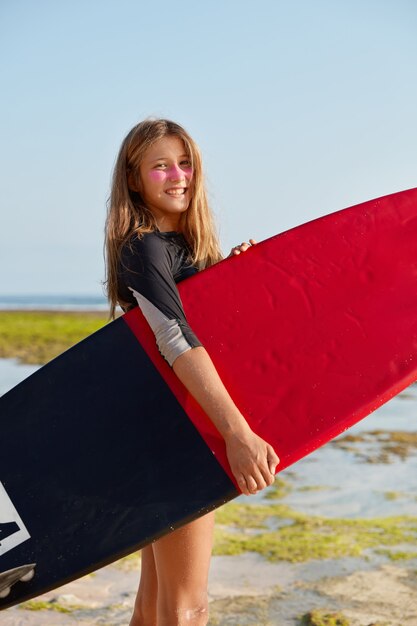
[126,187,417,478]
[1,188,416,608]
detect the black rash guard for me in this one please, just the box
[118,231,203,366]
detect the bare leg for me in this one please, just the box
[129,511,214,626]
[129,544,158,626]
[153,510,215,626]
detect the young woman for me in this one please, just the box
[104,118,279,626]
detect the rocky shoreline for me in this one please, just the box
[2,551,417,625]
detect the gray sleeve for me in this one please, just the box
[129,287,196,366]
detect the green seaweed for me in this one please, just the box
[383,491,402,501]
[264,477,292,500]
[332,430,417,463]
[0,311,108,365]
[374,548,417,561]
[113,550,142,570]
[213,501,417,562]
[298,609,350,626]
[215,502,292,528]
[19,599,73,613]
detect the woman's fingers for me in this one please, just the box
[267,446,280,475]
[237,473,262,495]
[251,467,268,491]
[230,238,258,256]
[259,465,275,488]
[231,243,248,255]
[254,456,277,491]
[235,459,274,494]
[237,474,250,496]
[245,475,259,494]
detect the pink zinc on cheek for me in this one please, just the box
[148,170,166,182]
[183,166,193,180]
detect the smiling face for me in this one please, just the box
[137,135,193,232]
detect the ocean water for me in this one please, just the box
[2,357,416,520]
[0,294,108,311]
[0,358,39,396]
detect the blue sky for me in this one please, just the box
[1,0,416,295]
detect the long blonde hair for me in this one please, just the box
[104,118,223,318]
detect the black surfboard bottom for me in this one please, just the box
[0,317,236,609]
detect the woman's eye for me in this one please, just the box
[181,160,192,168]
[155,163,166,169]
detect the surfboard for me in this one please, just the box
[1,188,416,609]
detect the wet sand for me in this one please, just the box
[2,552,417,625]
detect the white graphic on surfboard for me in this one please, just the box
[0,482,30,557]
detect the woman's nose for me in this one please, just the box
[167,164,185,181]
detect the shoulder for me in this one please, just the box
[123,232,167,254]
[121,232,170,262]
[120,232,172,276]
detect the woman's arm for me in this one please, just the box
[121,234,279,494]
[173,346,279,496]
